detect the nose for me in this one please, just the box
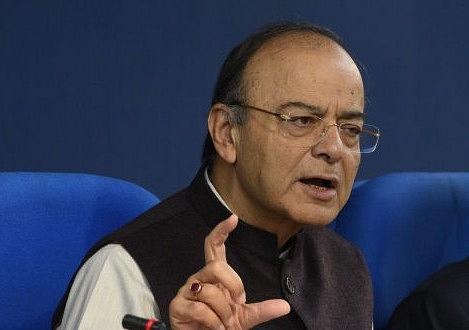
[320,123,341,139]
[311,123,344,161]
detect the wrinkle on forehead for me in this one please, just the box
[243,33,341,87]
[245,33,361,82]
[241,32,364,116]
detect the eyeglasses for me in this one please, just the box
[232,104,380,154]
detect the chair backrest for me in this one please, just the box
[333,172,469,329]
[0,172,159,329]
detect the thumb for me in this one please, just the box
[243,299,291,328]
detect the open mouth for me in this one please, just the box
[299,178,335,189]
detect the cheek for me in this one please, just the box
[262,146,309,202]
[236,121,309,186]
[239,135,299,191]
[340,154,361,198]
[236,130,265,165]
[235,129,269,183]
[261,138,304,170]
[349,153,361,178]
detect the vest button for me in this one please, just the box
[285,275,295,294]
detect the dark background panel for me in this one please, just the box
[1,0,468,198]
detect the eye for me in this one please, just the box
[288,115,321,128]
[340,123,362,137]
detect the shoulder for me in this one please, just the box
[59,244,158,329]
[298,226,371,287]
[302,226,372,292]
[411,257,469,302]
[93,188,200,249]
[387,258,469,329]
[304,226,366,262]
[74,244,152,290]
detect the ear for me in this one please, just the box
[207,103,238,164]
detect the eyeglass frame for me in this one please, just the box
[229,103,380,154]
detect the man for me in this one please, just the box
[53,21,379,329]
[387,257,469,329]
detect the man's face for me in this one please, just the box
[226,34,364,240]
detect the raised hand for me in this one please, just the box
[169,215,290,329]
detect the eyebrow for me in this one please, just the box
[340,111,366,121]
[278,101,366,120]
[278,101,322,114]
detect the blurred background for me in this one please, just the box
[1,0,468,199]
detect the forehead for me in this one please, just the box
[242,33,364,109]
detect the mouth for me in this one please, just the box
[299,177,337,190]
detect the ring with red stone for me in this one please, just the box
[190,282,203,299]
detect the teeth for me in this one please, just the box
[313,185,328,190]
[301,178,332,188]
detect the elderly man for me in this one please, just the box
[53,21,379,329]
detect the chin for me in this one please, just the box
[294,207,339,227]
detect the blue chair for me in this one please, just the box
[333,172,469,329]
[0,172,159,329]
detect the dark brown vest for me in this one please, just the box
[53,168,373,329]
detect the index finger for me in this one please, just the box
[204,214,238,264]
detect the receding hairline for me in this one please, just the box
[246,31,349,66]
[239,31,361,97]
[261,30,342,51]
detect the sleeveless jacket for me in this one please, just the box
[53,168,373,329]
